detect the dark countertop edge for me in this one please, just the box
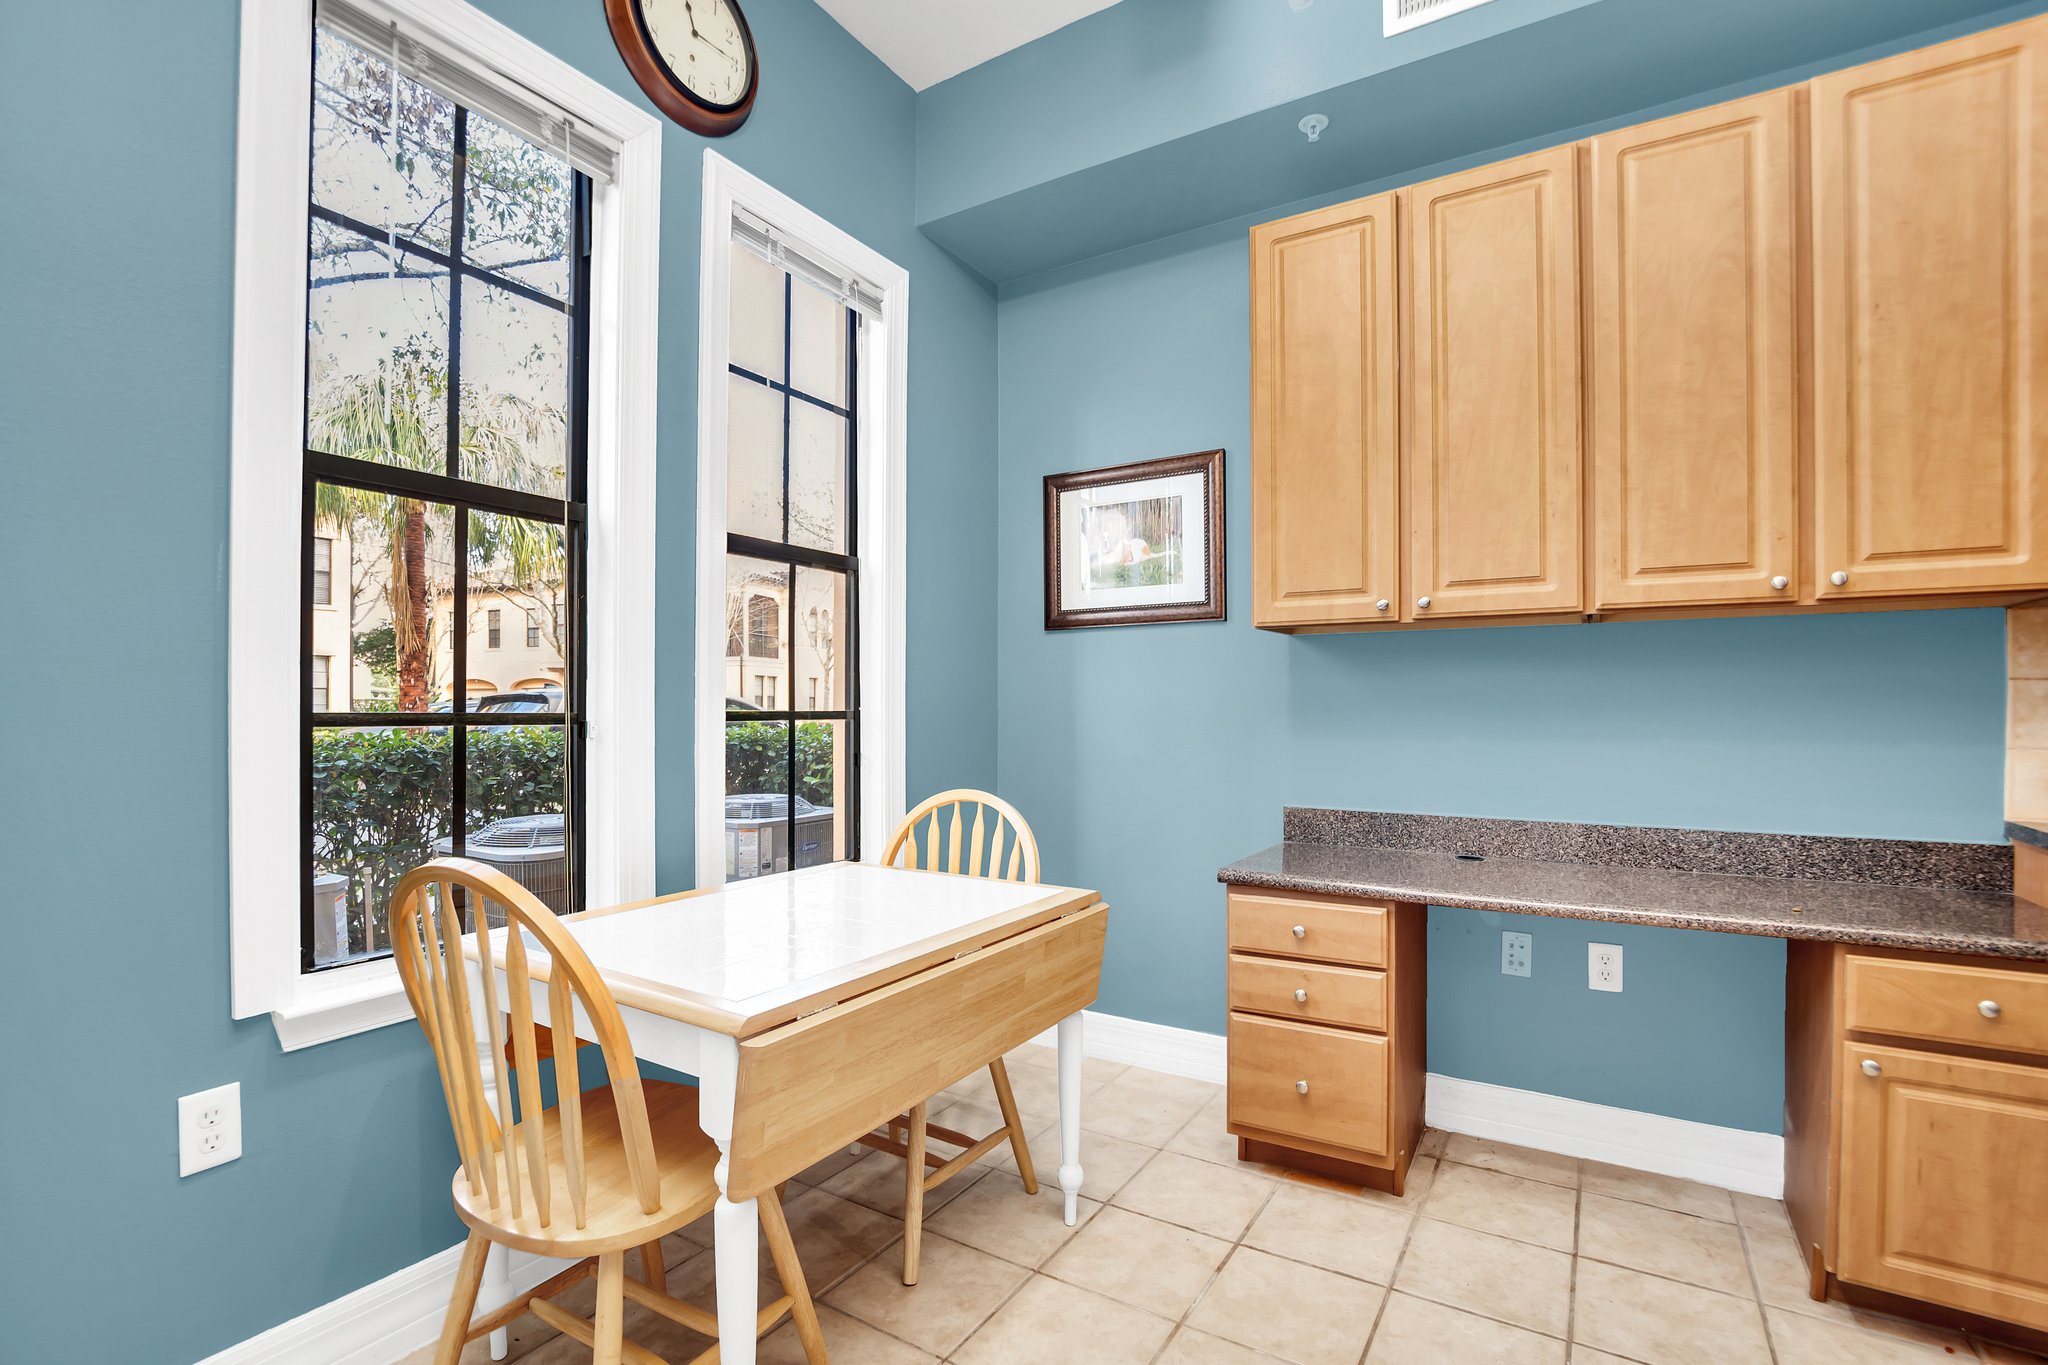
[1216,857,2048,963]
[2008,820,2048,851]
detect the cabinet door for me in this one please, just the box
[1250,195,1400,627]
[1587,92,1798,609]
[1811,17,2048,599]
[1838,1042,2048,1330]
[1404,147,1582,619]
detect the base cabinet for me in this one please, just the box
[1789,942,2048,1339]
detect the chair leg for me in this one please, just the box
[436,1230,492,1365]
[593,1251,626,1365]
[988,1059,1039,1195]
[902,1099,928,1286]
[639,1238,666,1291]
[760,1186,830,1365]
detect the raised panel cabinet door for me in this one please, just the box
[1811,16,2048,598]
[1250,195,1401,627]
[1588,92,1799,609]
[1404,147,1583,619]
[1838,1042,2048,1329]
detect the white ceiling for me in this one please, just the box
[815,0,1127,91]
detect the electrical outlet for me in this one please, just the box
[179,1082,242,1176]
[1501,930,1532,978]
[1589,943,1624,993]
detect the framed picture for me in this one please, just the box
[1043,449,1226,629]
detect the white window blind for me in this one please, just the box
[316,0,620,181]
[734,206,884,319]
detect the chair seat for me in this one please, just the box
[453,1079,721,1257]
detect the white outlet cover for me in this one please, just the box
[179,1081,243,1176]
[1589,943,1624,993]
[1501,930,1532,978]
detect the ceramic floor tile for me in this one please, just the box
[757,1303,937,1364]
[1742,1225,1850,1321]
[952,1275,1173,1365]
[1422,1159,1578,1251]
[817,1147,988,1221]
[1392,1216,1574,1337]
[1043,1206,1234,1319]
[1244,1181,1414,1284]
[1580,1161,1736,1223]
[1417,1127,1448,1158]
[1340,1154,1438,1211]
[921,1172,1099,1268]
[797,1143,870,1188]
[1164,1092,1239,1166]
[1084,1068,1223,1146]
[1111,1150,1276,1241]
[824,1233,1029,1357]
[1439,1134,1581,1189]
[1766,1307,1972,1363]
[1567,1350,1641,1364]
[1186,1247,1385,1365]
[1156,1327,1291,1364]
[1975,1337,2048,1362]
[997,1122,1155,1203]
[1364,1290,1569,1365]
[1570,1258,1771,1365]
[1576,1192,1752,1296]
[1730,1191,1793,1235]
[1004,1042,1127,1093]
[772,1186,906,1292]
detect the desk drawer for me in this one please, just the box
[1228,1012,1387,1156]
[1844,954,2048,1059]
[1228,890,1388,966]
[1228,953,1387,1031]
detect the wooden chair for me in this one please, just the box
[864,790,1043,1284]
[391,858,828,1365]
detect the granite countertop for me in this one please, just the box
[1219,809,2048,962]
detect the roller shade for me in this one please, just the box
[316,0,619,181]
[734,206,884,320]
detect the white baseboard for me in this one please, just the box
[1030,1009,1782,1198]
[197,1239,570,1365]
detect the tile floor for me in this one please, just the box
[398,1046,2041,1365]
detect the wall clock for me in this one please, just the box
[605,0,759,137]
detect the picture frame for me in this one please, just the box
[1043,449,1226,629]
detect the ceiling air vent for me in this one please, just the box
[1385,0,1497,37]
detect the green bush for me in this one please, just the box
[312,726,564,954]
[724,720,839,806]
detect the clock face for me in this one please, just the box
[638,0,754,112]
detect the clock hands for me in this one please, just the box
[682,0,741,67]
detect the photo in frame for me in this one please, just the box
[1043,450,1226,629]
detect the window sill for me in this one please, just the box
[269,958,414,1051]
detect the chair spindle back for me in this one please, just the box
[390,857,659,1231]
[881,789,1041,884]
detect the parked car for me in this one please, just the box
[473,687,564,713]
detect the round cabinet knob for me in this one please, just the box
[1860,1059,1882,1077]
[1830,570,1850,587]
[1981,1000,2002,1019]
[1417,596,1433,610]
[1295,1080,1310,1095]
[1375,598,1390,613]
[1293,988,1309,1003]
[1292,924,1307,939]
[1770,575,1789,591]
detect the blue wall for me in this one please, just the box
[0,2,994,1359]
[992,215,2006,1138]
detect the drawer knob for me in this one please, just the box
[1293,988,1308,1003]
[1375,598,1390,612]
[1770,575,1788,591]
[1860,1059,1882,1078]
[1291,924,1306,939]
[1417,595,1433,610]
[1981,999,2002,1019]
[1830,570,1849,587]
[1295,1080,1310,1095]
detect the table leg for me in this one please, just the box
[1057,1011,1085,1225]
[699,1035,759,1365]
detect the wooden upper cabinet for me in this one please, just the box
[1810,16,2048,599]
[1250,196,1400,627]
[1586,92,1799,610]
[1403,148,1582,619]
[1838,1042,2048,1330]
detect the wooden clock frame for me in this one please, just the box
[604,0,759,137]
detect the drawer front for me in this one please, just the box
[1228,1012,1388,1155]
[1844,955,2048,1058]
[1228,953,1387,1031]
[1228,890,1388,966]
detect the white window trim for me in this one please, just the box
[228,0,662,1050]
[694,151,909,882]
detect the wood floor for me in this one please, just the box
[396,1045,2043,1365]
